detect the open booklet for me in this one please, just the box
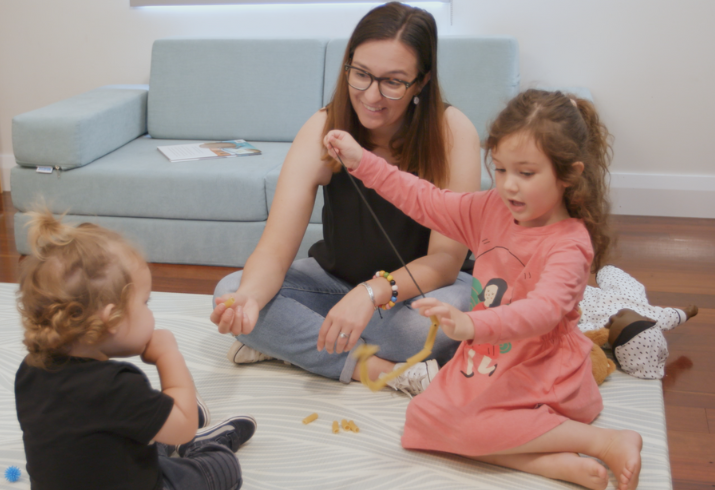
[157,139,261,162]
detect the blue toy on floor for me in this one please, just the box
[5,466,21,482]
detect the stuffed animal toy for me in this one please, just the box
[578,265,698,380]
[582,328,616,385]
[604,307,697,379]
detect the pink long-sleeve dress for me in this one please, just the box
[351,150,603,456]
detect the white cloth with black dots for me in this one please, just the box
[577,265,686,379]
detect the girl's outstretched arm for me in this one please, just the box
[469,239,593,344]
[349,148,484,249]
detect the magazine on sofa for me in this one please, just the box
[158,139,261,162]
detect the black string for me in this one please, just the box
[330,145,427,300]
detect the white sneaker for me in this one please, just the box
[385,359,439,397]
[226,340,274,364]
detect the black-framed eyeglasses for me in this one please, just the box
[344,64,419,101]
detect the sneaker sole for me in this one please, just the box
[227,340,274,364]
[226,341,245,363]
[194,415,257,446]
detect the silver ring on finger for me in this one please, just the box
[339,332,349,339]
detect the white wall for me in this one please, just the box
[1,0,714,217]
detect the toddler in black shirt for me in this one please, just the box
[15,211,255,490]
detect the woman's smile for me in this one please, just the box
[362,102,385,113]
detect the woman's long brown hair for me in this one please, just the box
[322,2,449,187]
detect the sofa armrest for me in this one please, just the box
[12,85,149,170]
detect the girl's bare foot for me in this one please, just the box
[478,452,608,490]
[547,452,609,490]
[599,430,642,490]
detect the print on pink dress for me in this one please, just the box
[462,278,510,378]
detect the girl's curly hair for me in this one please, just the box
[484,89,613,272]
[17,211,144,369]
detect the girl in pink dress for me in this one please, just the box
[324,89,643,490]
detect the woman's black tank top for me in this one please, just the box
[309,166,431,286]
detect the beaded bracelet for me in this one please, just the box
[374,270,398,310]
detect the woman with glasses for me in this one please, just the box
[211,2,480,396]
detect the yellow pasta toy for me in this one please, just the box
[302,413,318,425]
[353,315,440,392]
[332,421,340,434]
[347,420,360,433]
[341,419,349,430]
[223,297,235,307]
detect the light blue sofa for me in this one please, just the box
[11,36,520,266]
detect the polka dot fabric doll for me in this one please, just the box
[578,265,698,379]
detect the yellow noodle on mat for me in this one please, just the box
[354,315,440,392]
[332,421,340,434]
[302,413,318,424]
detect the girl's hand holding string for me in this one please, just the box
[317,285,376,354]
[324,130,364,169]
[411,298,474,341]
[211,294,260,336]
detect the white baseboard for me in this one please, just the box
[609,173,715,218]
[2,152,714,218]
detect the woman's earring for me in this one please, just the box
[413,96,420,105]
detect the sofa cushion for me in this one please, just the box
[148,38,327,142]
[12,85,148,170]
[11,136,291,222]
[438,36,519,141]
[13,213,322,267]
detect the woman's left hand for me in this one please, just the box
[317,286,376,354]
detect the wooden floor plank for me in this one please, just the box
[667,431,715,482]
[665,405,710,433]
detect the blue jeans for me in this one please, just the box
[214,258,471,383]
[158,442,242,490]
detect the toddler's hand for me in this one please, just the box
[323,130,363,169]
[141,329,179,365]
[412,298,474,341]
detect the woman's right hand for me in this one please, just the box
[317,285,375,354]
[211,294,260,336]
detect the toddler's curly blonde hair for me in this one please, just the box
[17,211,144,369]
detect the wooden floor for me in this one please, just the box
[2,192,714,488]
